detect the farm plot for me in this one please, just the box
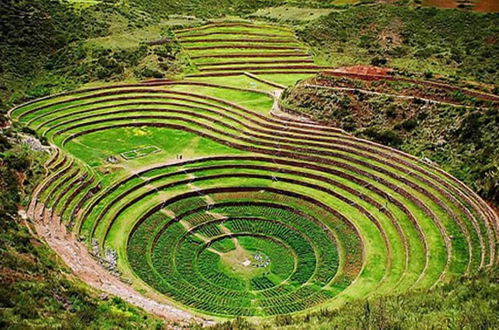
[10,22,498,321]
[174,22,328,77]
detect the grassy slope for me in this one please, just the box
[208,268,499,329]
[129,0,286,18]
[298,4,499,85]
[65,126,244,169]
[0,136,163,329]
[0,0,186,110]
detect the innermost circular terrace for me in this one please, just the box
[215,237,275,282]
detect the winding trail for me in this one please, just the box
[27,196,205,325]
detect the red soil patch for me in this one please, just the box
[422,0,499,12]
[474,0,499,13]
[485,36,497,45]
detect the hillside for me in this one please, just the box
[210,268,499,329]
[0,0,498,329]
[281,72,499,202]
[0,132,164,328]
[298,4,499,85]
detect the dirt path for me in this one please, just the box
[303,84,491,109]
[324,69,499,102]
[270,89,348,135]
[28,202,207,326]
[270,89,314,123]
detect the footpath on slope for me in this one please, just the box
[23,202,207,325]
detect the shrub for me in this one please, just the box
[371,57,387,66]
[362,127,403,147]
[135,67,164,78]
[400,118,418,131]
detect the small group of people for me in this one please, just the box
[176,154,183,160]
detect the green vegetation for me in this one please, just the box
[129,0,284,18]
[209,268,499,329]
[11,61,496,319]
[281,74,499,202]
[175,22,321,78]
[248,6,337,22]
[1,0,498,327]
[0,131,163,328]
[0,0,187,107]
[298,4,499,84]
[64,126,243,169]
[128,202,341,316]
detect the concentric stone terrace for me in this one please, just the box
[10,22,498,319]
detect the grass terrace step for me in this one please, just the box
[196,59,315,67]
[175,22,317,77]
[189,52,311,60]
[19,91,488,276]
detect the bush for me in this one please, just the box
[400,118,418,131]
[136,67,164,78]
[371,57,387,66]
[362,127,403,147]
[457,111,483,144]
[0,135,12,152]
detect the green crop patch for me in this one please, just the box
[172,22,324,77]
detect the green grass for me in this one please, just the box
[126,196,342,316]
[192,56,312,66]
[255,73,316,86]
[9,20,495,322]
[187,76,279,92]
[168,84,274,114]
[176,25,294,38]
[181,41,303,48]
[174,22,323,80]
[64,126,244,169]
[187,48,306,57]
[86,23,166,50]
